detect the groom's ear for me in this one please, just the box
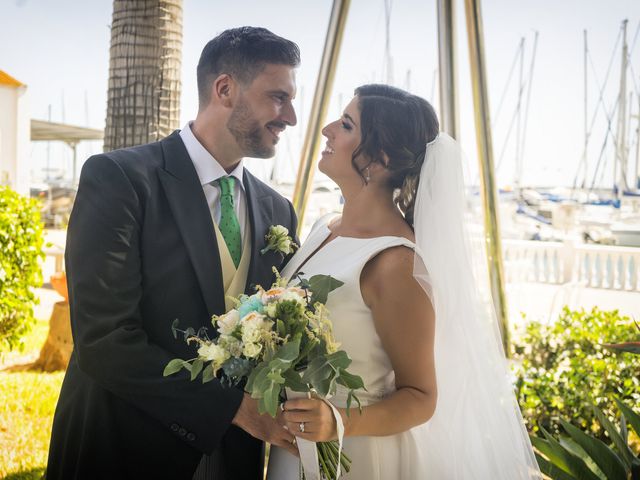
[213,74,235,108]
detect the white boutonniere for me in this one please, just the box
[260,225,298,256]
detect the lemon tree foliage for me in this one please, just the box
[512,307,640,441]
[0,187,45,352]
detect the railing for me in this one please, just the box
[43,236,640,292]
[502,239,640,292]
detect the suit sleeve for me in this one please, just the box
[65,154,243,454]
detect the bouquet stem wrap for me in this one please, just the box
[286,388,345,480]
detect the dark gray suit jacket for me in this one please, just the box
[46,131,298,480]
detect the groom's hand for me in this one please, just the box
[232,393,299,457]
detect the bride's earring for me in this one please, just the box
[365,167,371,183]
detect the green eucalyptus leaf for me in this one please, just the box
[346,391,363,416]
[336,369,365,390]
[307,274,344,304]
[202,364,215,383]
[267,369,285,385]
[163,358,187,377]
[263,380,281,418]
[183,327,195,341]
[315,374,337,398]
[222,357,253,379]
[252,366,275,396]
[274,336,301,363]
[325,350,352,370]
[282,368,308,392]
[301,356,333,385]
[190,359,204,381]
[298,336,319,362]
[171,319,180,339]
[246,360,268,393]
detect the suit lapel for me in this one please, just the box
[157,131,225,316]
[243,170,274,294]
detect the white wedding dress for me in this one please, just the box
[267,214,429,480]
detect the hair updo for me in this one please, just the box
[352,84,439,226]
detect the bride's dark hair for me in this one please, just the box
[352,84,439,226]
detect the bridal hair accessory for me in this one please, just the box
[410,133,541,478]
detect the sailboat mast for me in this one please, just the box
[616,19,629,198]
[582,29,588,188]
[636,93,640,188]
[515,38,525,190]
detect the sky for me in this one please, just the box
[2,0,640,188]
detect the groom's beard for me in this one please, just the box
[227,97,275,158]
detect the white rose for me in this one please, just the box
[241,312,273,344]
[241,313,263,343]
[272,225,288,236]
[262,287,286,302]
[217,310,240,335]
[197,343,229,365]
[281,289,306,305]
[243,342,262,358]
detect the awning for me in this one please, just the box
[0,70,25,88]
[31,119,103,143]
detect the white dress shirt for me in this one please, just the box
[179,122,248,241]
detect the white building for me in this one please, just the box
[0,70,29,195]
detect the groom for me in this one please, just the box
[47,27,300,480]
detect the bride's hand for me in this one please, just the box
[282,398,339,442]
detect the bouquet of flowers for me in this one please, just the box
[164,268,364,479]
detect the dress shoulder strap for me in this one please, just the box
[357,235,416,264]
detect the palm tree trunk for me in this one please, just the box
[104,0,183,152]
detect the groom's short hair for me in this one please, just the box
[197,26,300,108]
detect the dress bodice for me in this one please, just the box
[281,215,416,405]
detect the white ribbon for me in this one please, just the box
[322,398,345,479]
[285,388,345,480]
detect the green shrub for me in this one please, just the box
[512,306,640,441]
[0,187,45,352]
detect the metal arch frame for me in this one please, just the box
[292,0,510,353]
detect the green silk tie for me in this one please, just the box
[216,176,242,268]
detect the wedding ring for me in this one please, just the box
[299,422,305,433]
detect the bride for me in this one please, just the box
[267,84,541,479]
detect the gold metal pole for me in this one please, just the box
[464,0,510,354]
[292,0,351,233]
[437,0,459,137]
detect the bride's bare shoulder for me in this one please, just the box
[360,244,417,305]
